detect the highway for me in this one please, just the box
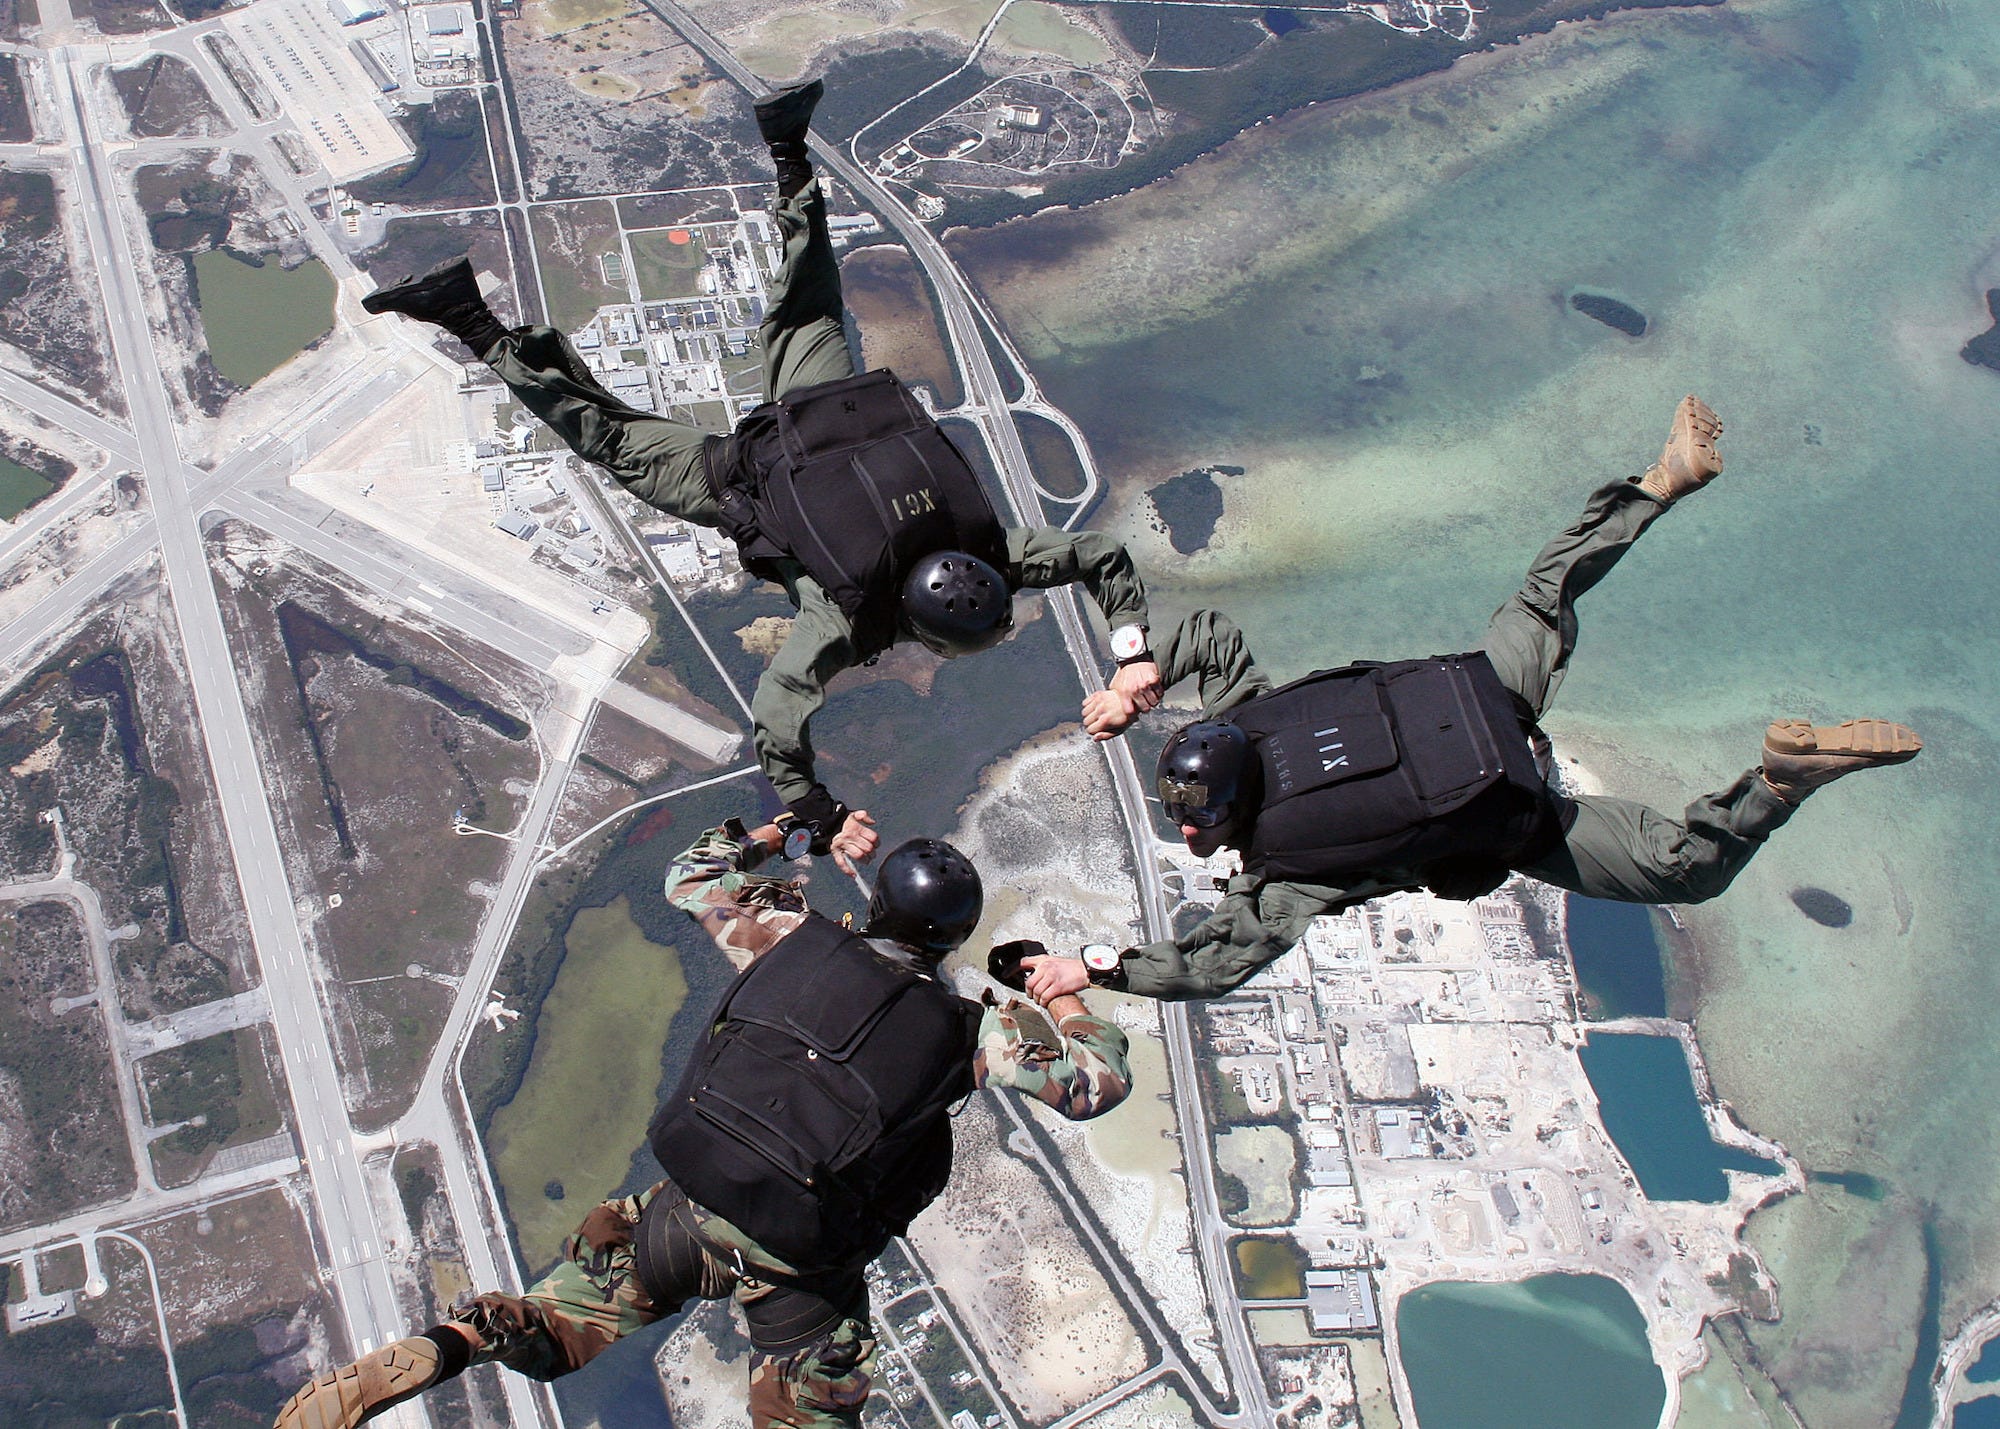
[624,7,1270,1419]
[51,45,409,1368]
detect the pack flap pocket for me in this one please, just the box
[1257,678,1399,805]
[779,370,925,460]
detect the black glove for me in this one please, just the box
[784,785,853,857]
[987,939,1049,993]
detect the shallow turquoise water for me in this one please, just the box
[1396,1274,1666,1429]
[956,0,2000,1417]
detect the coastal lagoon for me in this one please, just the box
[1567,895,1667,1020]
[1580,1031,1780,1202]
[950,0,2000,1418]
[1395,1274,1665,1428]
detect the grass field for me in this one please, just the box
[530,201,626,333]
[1214,1124,1298,1227]
[486,896,687,1261]
[995,1,1108,64]
[627,227,705,302]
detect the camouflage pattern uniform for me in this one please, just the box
[446,825,1130,1426]
[1121,478,1801,1000]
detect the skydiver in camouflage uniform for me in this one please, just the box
[359,79,1162,873]
[274,820,1130,1429]
[1025,397,1924,1002]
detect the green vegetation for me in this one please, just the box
[0,899,130,1229]
[0,55,30,143]
[0,452,58,520]
[486,897,688,1261]
[1111,4,1266,68]
[1214,1125,1300,1226]
[1231,1235,1307,1299]
[814,41,974,144]
[139,1027,282,1180]
[628,228,706,301]
[1017,411,1087,503]
[531,201,625,332]
[356,210,506,290]
[134,156,240,254]
[0,1271,174,1423]
[0,167,55,259]
[397,1158,440,1234]
[190,250,335,388]
[351,90,498,209]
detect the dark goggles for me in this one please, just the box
[1159,776,1228,828]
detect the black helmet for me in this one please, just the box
[865,838,984,956]
[901,552,1012,657]
[1156,721,1251,829]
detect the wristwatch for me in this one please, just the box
[1109,624,1152,666]
[1082,943,1127,991]
[772,813,814,861]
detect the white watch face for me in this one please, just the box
[1082,943,1119,972]
[1111,625,1147,660]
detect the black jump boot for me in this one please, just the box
[754,79,822,199]
[361,256,507,355]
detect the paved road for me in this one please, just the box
[0,1153,302,1262]
[125,986,273,1057]
[53,46,407,1362]
[394,754,588,1429]
[0,366,138,460]
[215,483,587,670]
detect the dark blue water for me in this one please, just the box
[1579,1032,1780,1201]
[1262,8,1303,35]
[1957,1398,2000,1428]
[1396,1274,1665,1429]
[1971,1338,2000,1384]
[1566,896,1666,1020]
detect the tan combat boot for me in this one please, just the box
[1760,718,1923,804]
[273,1335,442,1429]
[1636,394,1724,503]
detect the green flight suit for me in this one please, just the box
[1122,477,1796,1001]
[474,183,1147,815]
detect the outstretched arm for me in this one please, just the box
[1117,880,1330,1000]
[750,583,878,869]
[973,994,1131,1120]
[1084,608,1273,740]
[1004,526,1150,631]
[662,822,810,971]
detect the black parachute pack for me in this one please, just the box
[1235,652,1564,894]
[648,913,982,1271]
[704,369,1008,655]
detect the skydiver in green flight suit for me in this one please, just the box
[360,80,1162,871]
[1021,397,1923,1003]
